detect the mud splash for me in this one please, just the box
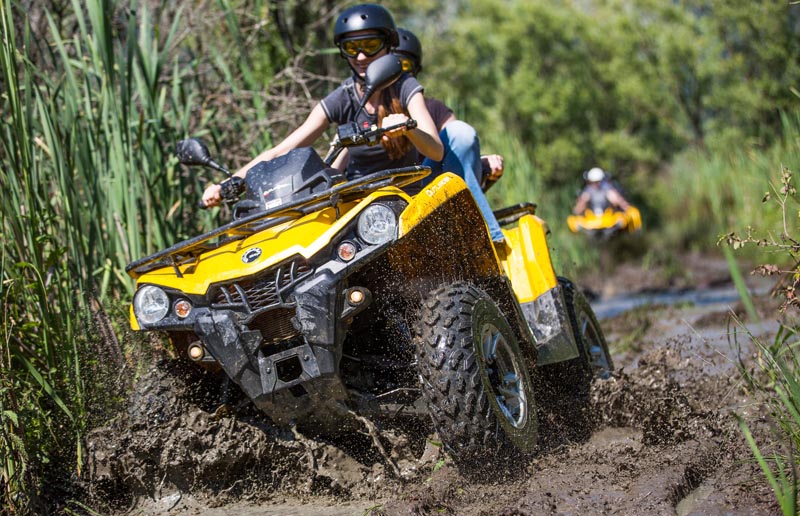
[373,339,772,516]
[85,360,427,512]
[591,344,724,445]
[83,259,780,515]
[86,333,773,516]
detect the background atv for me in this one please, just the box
[126,55,613,472]
[567,206,642,241]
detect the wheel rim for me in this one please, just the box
[578,311,611,378]
[480,323,528,429]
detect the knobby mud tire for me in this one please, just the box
[536,278,613,443]
[561,277,614,379]
[126,358,232,427]
[415,282,538,472]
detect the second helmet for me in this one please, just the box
[395,28,423,74]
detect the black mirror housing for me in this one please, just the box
[176,138,212,166]
[176,138,229,175]
[359,54,404,112]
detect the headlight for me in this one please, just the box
[357,204,397,245]
[133,285,170,325]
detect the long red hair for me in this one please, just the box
[377,92,413,160]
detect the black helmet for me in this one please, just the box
[395,28,423,74]
[333,4,399,47]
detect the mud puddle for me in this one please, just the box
[83,256,782,515]
[590,282,772,320]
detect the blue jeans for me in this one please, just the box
[421,121,504,242]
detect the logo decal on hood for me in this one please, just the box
[242,247,262,264]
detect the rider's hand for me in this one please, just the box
[482,154,504,180]
[380,113,410,142]
[202,183,222,208]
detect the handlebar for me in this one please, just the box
[198,176,246,209]
[198,118,419,207]
[325,118,418,166]
[336,118,417,147]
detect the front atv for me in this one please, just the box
[126,55,612,471]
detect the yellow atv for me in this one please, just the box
[567,206,642,241]
[126,55,612,470]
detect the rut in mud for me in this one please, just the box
[85,258,781,515]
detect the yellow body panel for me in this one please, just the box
[498,214,558,304]
[130,305,140,331]
[398,172,476,236]
[567,206,642,234]
[132,171,559,326]
[134,191,406,295]
[399,173,556,306]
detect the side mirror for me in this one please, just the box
[176,138,229,175]
[357,54,404,113]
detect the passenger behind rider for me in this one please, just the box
[572,167,631,216]
[393,28,506,244]
[392,28,503,192]
[201,3,443,208]
[329,26,506,244]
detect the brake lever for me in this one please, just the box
[220,176,245,199]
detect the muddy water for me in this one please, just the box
[591,282,772,320]
[86,261,783,515]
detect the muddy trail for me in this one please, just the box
[86,254,785,515]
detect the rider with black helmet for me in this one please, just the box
[202,4,442,207]
[393,27,506,244]
[333,4,399,47]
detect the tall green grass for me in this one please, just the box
[734,321,800,516]
[657,113,800,259]
[0,0,203,511]
[724,115,800,515]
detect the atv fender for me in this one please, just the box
[501,214,580,365]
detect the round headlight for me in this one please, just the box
[133,285,170,325]
[357,204,397,245]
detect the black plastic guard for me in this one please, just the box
[194,311,262,387]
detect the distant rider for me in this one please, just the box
[572,167,631,216]
[201,4,443,208]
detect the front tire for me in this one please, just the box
[415,282,538,469]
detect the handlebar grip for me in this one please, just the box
[383,119,417,132]
[198,199,209,210]
[220,176,246,200]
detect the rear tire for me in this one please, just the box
[561,277,613,380]
[415,282,538,470]
[535,278,613,443]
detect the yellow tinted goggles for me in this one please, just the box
[398,56,415,73]
[339,36,386,58]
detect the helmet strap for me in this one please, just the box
[348,65,366,84]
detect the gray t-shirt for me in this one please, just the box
[320,74,424,179]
